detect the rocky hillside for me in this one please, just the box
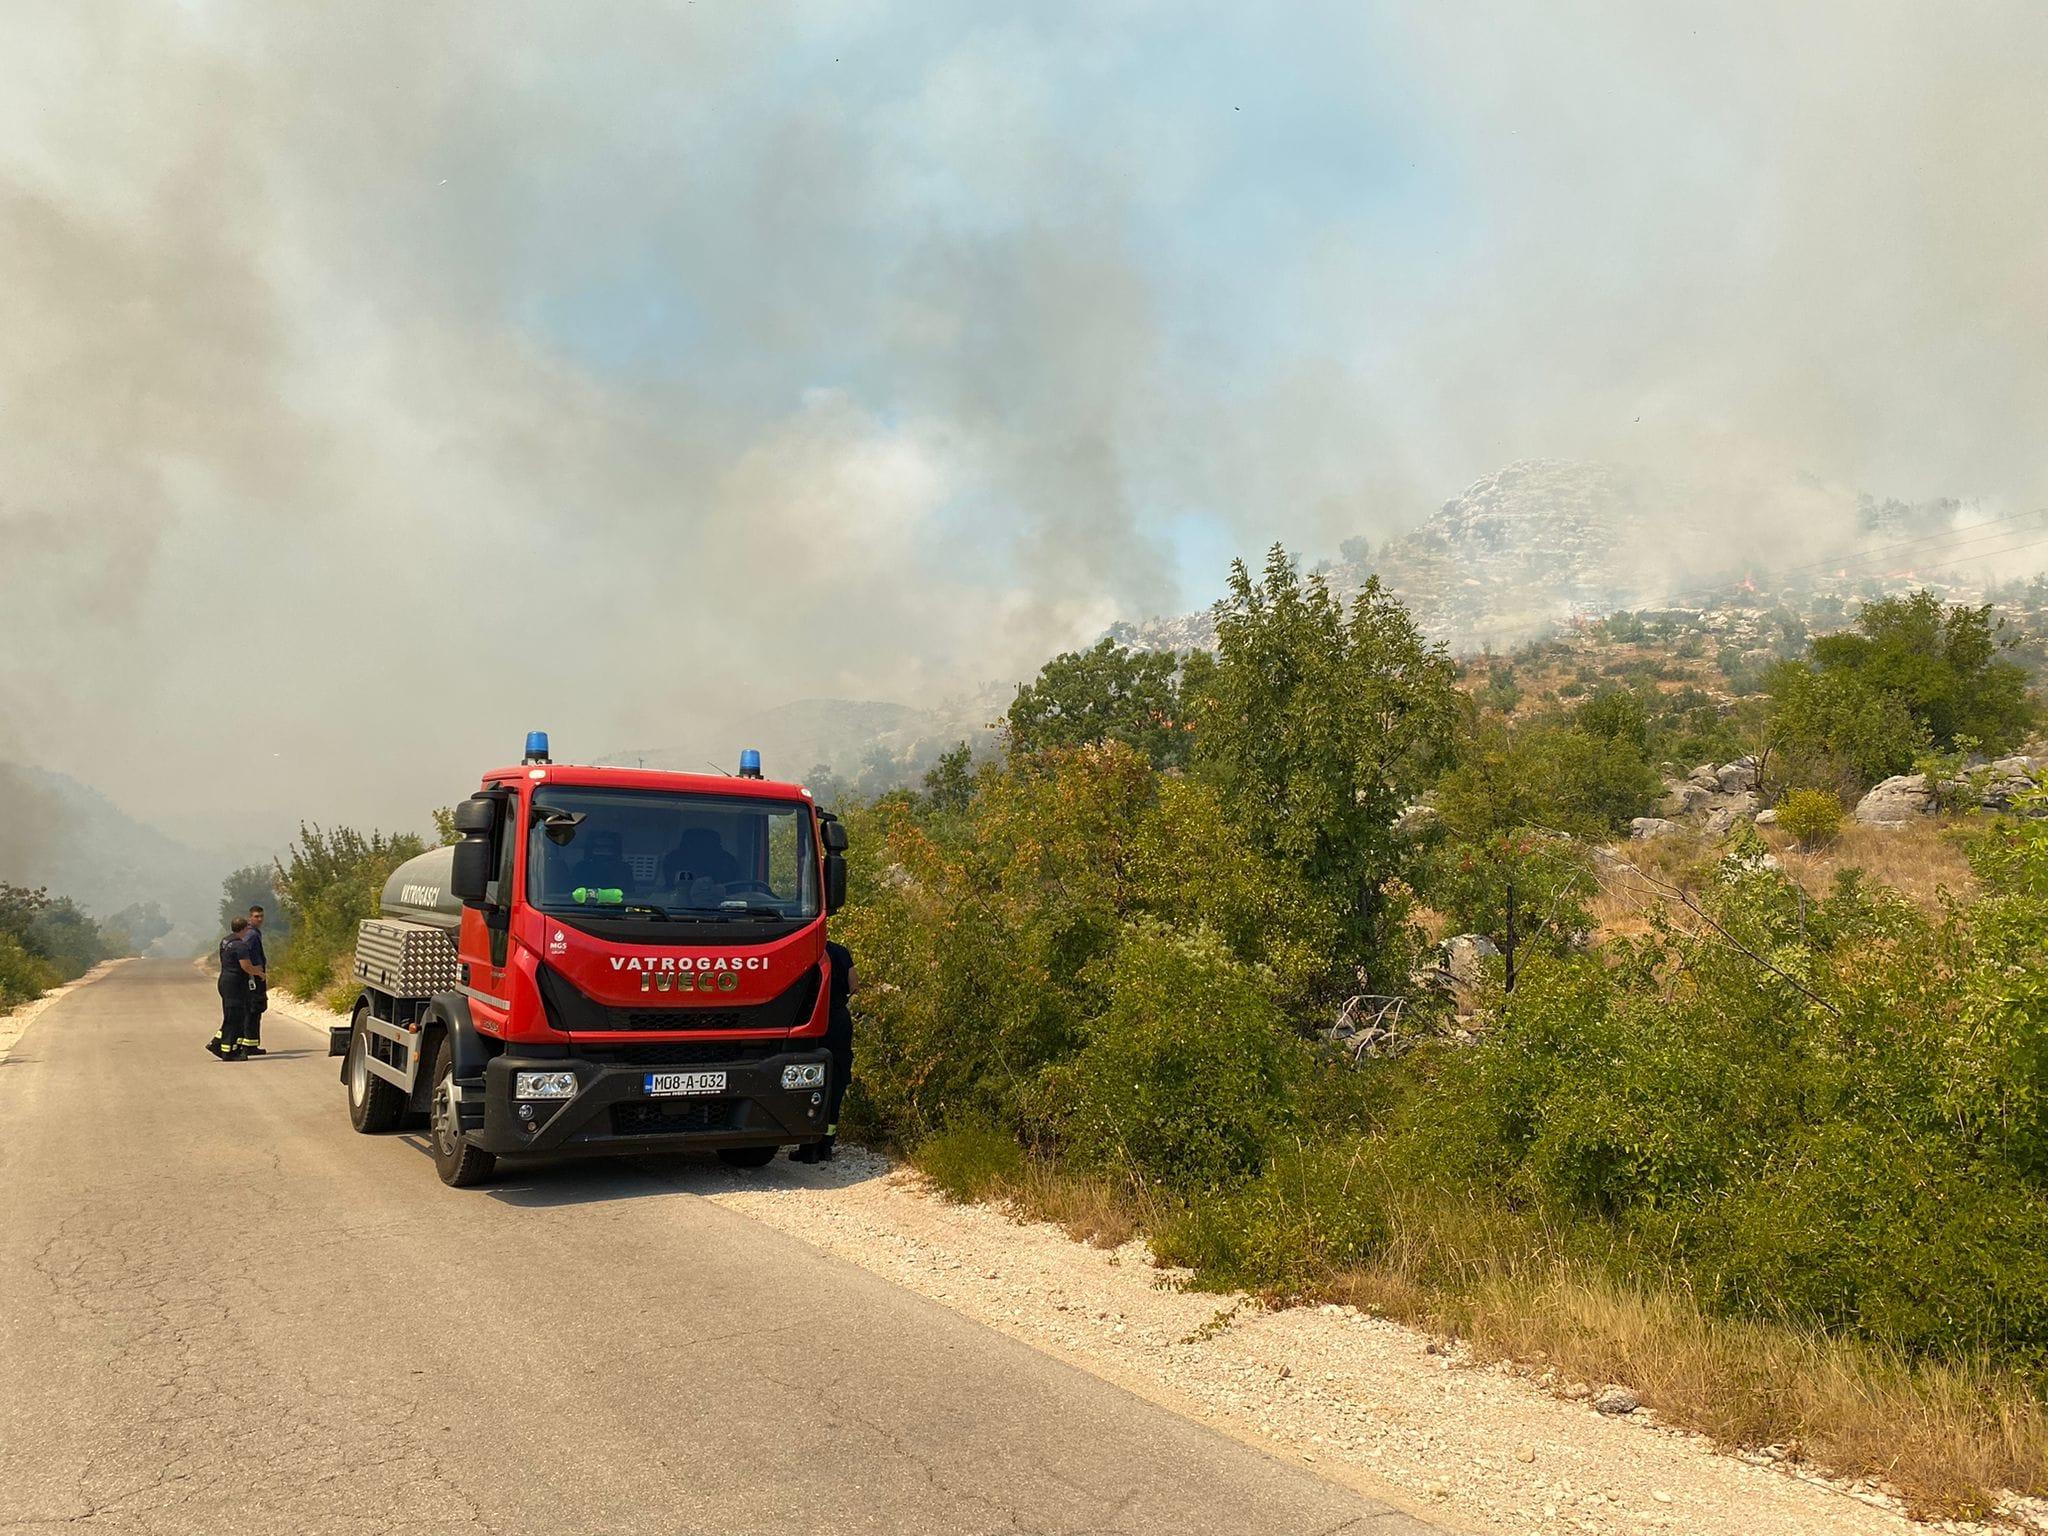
[1113,459,2016,658]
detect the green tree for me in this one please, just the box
[1007,638,1193,768]
[1764,660,1929,793]
[218,864,289,943]
[103,901,170,952]
[1188,547,1459,973]
[918,741,978,816]
[1809,592,2034,754]
[1420,721,1603,990]
[271,825,425,996]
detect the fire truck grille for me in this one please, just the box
[610,1099,739,1137]
[581,1040,783,1068]
[538,962,822,1037]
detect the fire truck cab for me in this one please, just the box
[333,734,849,1186]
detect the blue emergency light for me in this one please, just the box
[524,730,551,764]
[738,748,762,779]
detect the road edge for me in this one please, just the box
[0,957,133,1062]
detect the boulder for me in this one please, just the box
[1630,817,1681,841]
[1854,774,1934,826]
[1659,782,1713,817]
[1978,759,2041,813]
[1686,765,1720,790]
[1439,934,1501,987]
[1393,802,1439,837]
[1754,808,1779,826]
[1715,758,1757,794]
[1702,792,1762,837]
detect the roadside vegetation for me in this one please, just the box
[832,550,2048,1517]
[257,550,2046,1512]
[0,883,155,1010]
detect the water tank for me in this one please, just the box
[378,845,465,931]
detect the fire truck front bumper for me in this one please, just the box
[470,1046,835,1157]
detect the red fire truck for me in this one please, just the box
[331,734,848,1186]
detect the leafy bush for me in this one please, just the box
[0,931,58,1009]
[914,1121,1027,1203]
[1776,787,1845,848]
[0,883,121,1007]
[271,825,426,998]
[1158,1138,1392,1291]
[1053,925,1304,1192]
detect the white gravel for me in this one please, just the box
[255,989,2037,1536]
[704,1153,2039,1536]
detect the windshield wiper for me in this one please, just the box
[678,904,795,922]
[542,901,679,921]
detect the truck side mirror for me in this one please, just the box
[824,853,847,915]
[819,817,849,854]
[452,796,497,835]
[450,839,494,904]
[450,794,500,905]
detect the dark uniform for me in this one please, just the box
[211,930,252,1058]
[240,924,268,1055]
[794,940,855,1163]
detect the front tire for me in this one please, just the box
[346,1007,406,1134]
[426,1035,497,1188]
[717,1145,779,1169]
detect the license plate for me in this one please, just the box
[644,1070,727,1097]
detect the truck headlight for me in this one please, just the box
[781,1063,826,1089]
[514,1071,577,1099]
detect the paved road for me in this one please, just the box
[0,961,1437,1535]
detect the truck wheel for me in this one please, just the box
[346,1006,406,1134]
[717,1146,778,1169]
[425,1035,496,1188]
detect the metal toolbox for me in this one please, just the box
[352,917,461,999]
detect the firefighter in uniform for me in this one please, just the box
[239,904,270,1057]
[208,918,257,1060]
[793,939,856,1163]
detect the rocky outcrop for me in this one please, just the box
[1630,817,1680,841]
[1656,757,1762,839]
[1854,757,2043,825]
[1853,774,1935,825]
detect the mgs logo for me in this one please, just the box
[548,929,568,956]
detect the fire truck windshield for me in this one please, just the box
[526,787,819,923]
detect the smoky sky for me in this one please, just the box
[3,0,2046,854]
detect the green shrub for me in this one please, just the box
[1053,925,1303,1193]
[914,1121,1026,1203]
[272,824,427,998]
[1157,1138,1392,1291]
[1777,787,1845,848]
[0,931,58,1009]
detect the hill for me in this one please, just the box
[0,762,227,952]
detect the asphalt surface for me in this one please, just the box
[0,961,1442,1535]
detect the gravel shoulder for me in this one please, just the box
[258,988,2029,1536]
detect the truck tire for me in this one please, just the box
[716,1146,778,1169]
[346,1006,406,1134]
[425,1035,497,1188]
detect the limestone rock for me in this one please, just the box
[1854,774,1934,825]
[1630,817,1681,841]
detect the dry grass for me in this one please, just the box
[1587,817,1982,943]
[908,1127,1156,1250]
[1764,818,1980,911]
[1321,1247,2048,1520]
[1000,1162,1154,1249]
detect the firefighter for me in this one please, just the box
[238,904,270,1057]
[207,918,257,1060]
[793,939,855,1163]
